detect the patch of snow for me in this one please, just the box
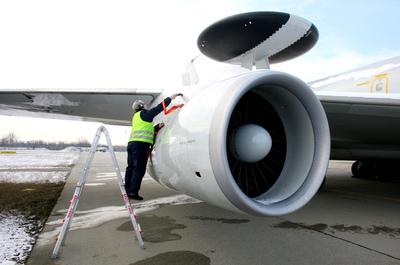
[96,172,116,176]
[85,183,106,186]
[1,261,18,265]
[38,194,202,246]
[0,171,69,184]
[0,149,79,184]
[0,211,39,265]
[96,174,117,179]
[0,149,79,170]
[62,147,80,152]
[94,177,115,181]
[31,93,79,107]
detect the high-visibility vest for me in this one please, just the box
[128,111,154,144]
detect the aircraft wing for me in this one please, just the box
[318,92,400,160]
[0,88,162,126]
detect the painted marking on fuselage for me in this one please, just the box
[356,73,389,94]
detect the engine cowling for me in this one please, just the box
[148,70,330,216]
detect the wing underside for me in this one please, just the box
[0,89,162,126]
[320,94,400,160]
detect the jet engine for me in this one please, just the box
[148,70,330,216]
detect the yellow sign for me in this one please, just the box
[0,151,17,154]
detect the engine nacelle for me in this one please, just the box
[148,70,330,216]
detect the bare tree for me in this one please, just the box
[0,133,125,151]
[1,132,18,145]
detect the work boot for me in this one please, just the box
[127,193,143,201]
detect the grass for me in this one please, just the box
[0,182,65,220]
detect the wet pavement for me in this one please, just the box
[27,154,400,265]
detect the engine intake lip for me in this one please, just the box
[209,70,330,216]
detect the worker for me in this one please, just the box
[125,93,183,200]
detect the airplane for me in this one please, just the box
[0,11,399,217]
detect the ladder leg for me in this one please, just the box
[103,128,145,249]
[51,187,81,258]
[51,127,103,258]
[120,186,145,248]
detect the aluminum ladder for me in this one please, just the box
[52,126,144,259]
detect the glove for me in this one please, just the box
[170,93,183,100]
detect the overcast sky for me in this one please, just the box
[0,0,399,145]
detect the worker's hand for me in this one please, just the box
[158,123,165,129]
[170,93,183,100]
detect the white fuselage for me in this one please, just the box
[311,56,400,99]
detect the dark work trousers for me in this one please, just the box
[125,141,150,195]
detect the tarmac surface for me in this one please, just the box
[28,152,400,265]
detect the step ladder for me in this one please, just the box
[52,126,144,259]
